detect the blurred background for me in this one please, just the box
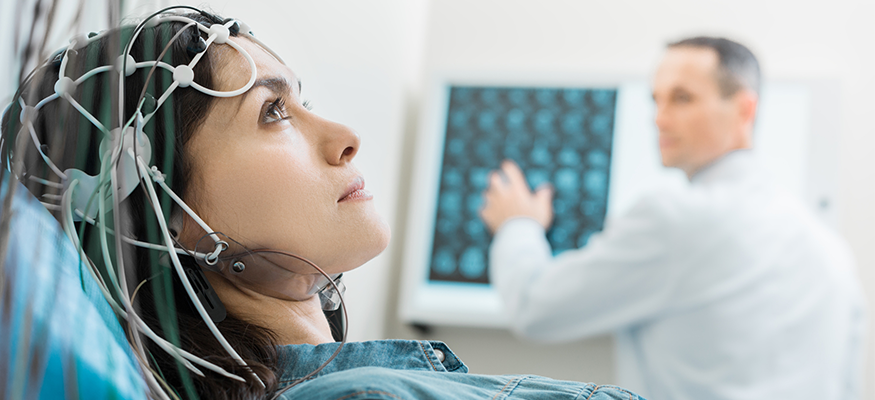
[2,0,872,397]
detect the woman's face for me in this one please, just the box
[181,38,390,279]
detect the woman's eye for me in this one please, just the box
[263,98,287,124]
[302,99,313,111]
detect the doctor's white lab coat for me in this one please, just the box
[489,150,867,400]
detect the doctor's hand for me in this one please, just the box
[479,160,554,234]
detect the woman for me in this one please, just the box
[1,7,644,400]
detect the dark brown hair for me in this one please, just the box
[669,36,761,98]
[1,10,283,400]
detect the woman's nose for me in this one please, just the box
[316,116,360,165]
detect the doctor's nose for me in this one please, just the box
[654,106,671,132]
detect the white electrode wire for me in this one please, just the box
[86,145,133,301]
[79,157,148,366]
[12,126,28,166]
[73,206,212,260]
[124,236,212,261]
[141,81,179,126]
[118,290,246,382]
[59,96,214,262]
[142,18,198,92]
[41,202,61,210]
[25,122,67,179]
[74,65,112,85]
[60,185,176,400]
[62,183,112,303]
[135,156,264,388]
[85,159,238,382]
[118,12,156,125]
[63,93,110,135]
[118,9,207,127]
[27,176,64,188]
[150,169,223,250]
[67,206,214,260]
[1,101,9,126]
[84,29,111,43]
[143,20,258,125]
[70,188,238,381]
[11,24,187,187]
[34,93,58,110]
[100,103,162,312]
[136,60,174,74]
[106,104,140,179]
[41,193,63,201]
[97,157,124,299]
[69,34,90,50]
[104,100,142,181]
[61,180,130,325]
[136,158,254,384]
[116,9,181,127]
[122,304,206,378]
[155,15,208,30]
[143,370,173,400]
[44,102,242,390]
[58,47,72,83]
[240,31,284,65]
[187,21,257,98]
[125,309,249,383]
[110,154,152,372]
[136,239,211,260]
[129,103,227,265]
[18,96,67,179]
[114,275,228,380]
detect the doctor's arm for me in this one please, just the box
[481,161,679,342]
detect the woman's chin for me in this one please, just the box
[375,218,392,252]
[338,220,391,273]
[347,220,391,271]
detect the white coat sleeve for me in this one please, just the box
[489,194,680,342]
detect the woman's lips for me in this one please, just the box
[338,176,373,202]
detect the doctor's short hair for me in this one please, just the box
[668,36,761,98]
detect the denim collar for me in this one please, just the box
[276,340,468,387]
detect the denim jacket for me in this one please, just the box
[275,340,644,400]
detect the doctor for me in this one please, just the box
[479,37,866,400]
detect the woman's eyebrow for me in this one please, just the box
[238,77,296,104]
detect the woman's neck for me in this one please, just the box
[204,271,335,345]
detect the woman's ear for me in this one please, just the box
[169,209,184,239]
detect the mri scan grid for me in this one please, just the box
[428,86,618,285]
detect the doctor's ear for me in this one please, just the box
[733,89,758,127]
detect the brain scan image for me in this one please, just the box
[428,86,617,285]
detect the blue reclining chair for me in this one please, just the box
[0,172,147,399]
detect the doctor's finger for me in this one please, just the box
[488,171,509,192]
[501,160,531,191]
[481,185,503,206]
[534,185,555,210]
